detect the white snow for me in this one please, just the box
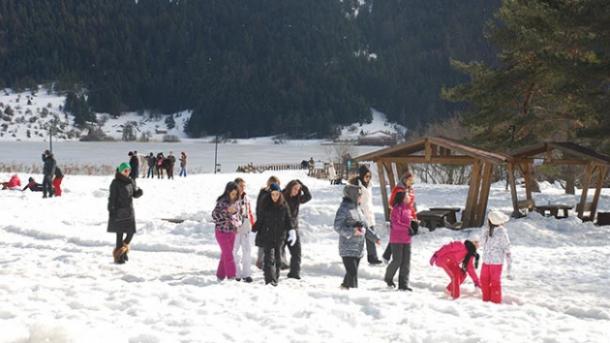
[1,169,609,342]
[337,108,406,142]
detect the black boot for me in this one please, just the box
[368,255,383,265]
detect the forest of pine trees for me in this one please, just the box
[0,0,525,138]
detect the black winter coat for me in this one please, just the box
[254,201,293,248]
[285,185,312,230]
[107,172,143,234]
[54,166,64,178]
[129,155,139,178]
[43,156,56,177]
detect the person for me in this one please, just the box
[166,151,176,179]
[52,166,64,196]
[327,162,337,185]
[333,184,380,289]
[233,177,255,282]
[349,165,382,265]
[42,150,56,198]
[300,160,309,170]
[479,209,512,304]
[128,151,139,179]
[146,153,155,178]
[212,182,242,281]
[22,177,43,192]
[384,191,413,290]
[430,239,481,299]
[156,153,165,179]
[281,179,312,279]
[253,183,295,286]
[255,176,281,269]
[107,162,143,264]
[308,157,315,176]
[1,174,21,190]
[179,152,187,177]
[383,171,417,262]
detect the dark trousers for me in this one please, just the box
[116,232,134,249]
[382,243,392,261]
[147,166,154,178]
[341,256,361,288]
[384,243,411,287]
[286,232,302,277]
[42,175,53,198]
[167,166,174,179]
[366,226,379,261]
[263,244,282,284]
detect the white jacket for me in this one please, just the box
[237,194,254,234]
[356,179,376,227]
[480,225,512,269]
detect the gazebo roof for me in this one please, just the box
[510,142,610,165]
[355,136,511,165]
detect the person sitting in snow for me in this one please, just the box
[107,162,143,264]
[479,209,512,304]
[1,174,21,190]
[430,238,481,299]
[22,177,43,192]
[333,184,380,289]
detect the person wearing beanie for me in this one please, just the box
[383,171,418,262]
[254,176,281,269]
[333,184,381,289]
[281,179,312,279]
[430,239,481,299]
[107,162,143,264]
[349,165,382,265]
[384,191,414,291]
[253,183,294,286]
[479,209,512,303]
[128,151,139,179]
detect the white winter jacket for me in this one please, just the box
[480,225,511,269]
[356,179,375,227]
[237,194,254,234]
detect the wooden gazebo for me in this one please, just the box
[355,136,511,228]
[508,142,610,221]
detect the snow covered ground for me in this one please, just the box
[1,170,609,342]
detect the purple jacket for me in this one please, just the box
[390,203,412,244]
[212,198,242,233]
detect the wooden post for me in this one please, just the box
[589,165,608,221]
[578,163,594,219]
[475,162,494,227]
[384,161,396,190]
[377,162,390,221]
[425,139,432,162]
[507,163,520,217]
[521,162,533,202]
[462,160,482,227]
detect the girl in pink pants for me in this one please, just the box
[212,182,242,280]
[480,210,512,304]
[430,240,480,299]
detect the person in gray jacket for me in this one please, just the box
[334,184,380,289]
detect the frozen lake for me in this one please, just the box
[0,140,379,173]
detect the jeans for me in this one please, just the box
[341,256,361,288]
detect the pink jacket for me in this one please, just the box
[390,203,412,244]
[431,241,480,286]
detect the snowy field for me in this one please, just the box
[1,170,609,343]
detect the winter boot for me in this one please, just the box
[113,247,127,264]
[122,244,130,262]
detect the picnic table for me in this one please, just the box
[534,204,573,219]
[429,207,461,224]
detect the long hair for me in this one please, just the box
[264,189,286,209]
[217,181,239,202]
[265,176,280,188]
[282,180,301,199]
[463,240,480,271]
[488,220,498,237]
[358,164,371,188]
[392,191,406,208]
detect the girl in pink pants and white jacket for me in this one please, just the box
[480,210,512,304]
[430,240,480,299]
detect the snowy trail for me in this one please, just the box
[1,171,609,342]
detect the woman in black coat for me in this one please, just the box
[254,183,294,286]
[108,162,143,264]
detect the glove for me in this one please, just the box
[287,229,297,246]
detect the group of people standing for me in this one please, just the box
[1,150,64,197]
[212,176,311,286]
[105,157,512,302]
[127,151,187,180]
[334,166,512,303]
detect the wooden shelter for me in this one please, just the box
[508,142,610,221]
[355,136,511,228]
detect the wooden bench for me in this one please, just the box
[534,204,573,219]
[597,212,610,226]
[429,207,461,224]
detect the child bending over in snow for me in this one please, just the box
[430,238,480,299]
